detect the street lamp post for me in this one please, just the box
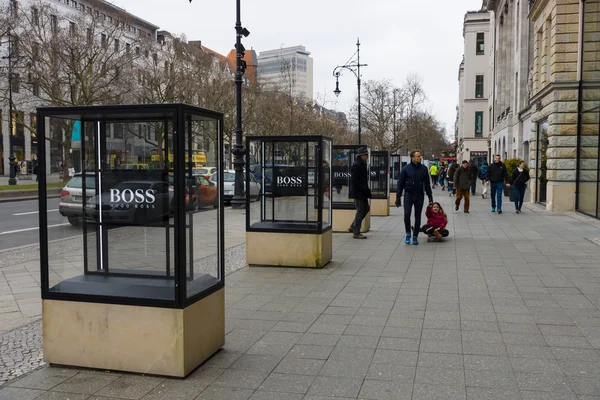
[189,0,249,208]
[1,29,17,185]
[333,38,367,145]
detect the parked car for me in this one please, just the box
[211,170,261,203]
[59,172,97,226]
[197,167,217,180]
[167,174,218,210]
[84,181,173,225]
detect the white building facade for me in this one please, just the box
[256,45,314,100]
[0,0,160,176]
[486,0,533,166]
[457,10,491,166]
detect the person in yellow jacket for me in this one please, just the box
[429,163,438,188]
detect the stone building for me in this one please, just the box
[457,10,492,166]
[527,0,600,214]
[481,0,600,216]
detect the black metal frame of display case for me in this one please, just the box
[370,151,390,200]
[37,104,224,309]
[332,144,370,210]
[390,154,401,194]
[245,135,332,235]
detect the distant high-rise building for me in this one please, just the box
[257,45,314,100]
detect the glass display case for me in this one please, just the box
[331,145,371,232]
[390,154,405,205]
[37,104,225,377]
[370,151,390,216]
[246,136,333,268]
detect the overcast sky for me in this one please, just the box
[113,0,484,138]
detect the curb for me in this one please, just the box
[0,189,61,203]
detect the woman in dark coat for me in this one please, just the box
[509,160,530,213]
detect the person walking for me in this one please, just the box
[485,154,509,214]
[509,160,530,213]
[429,163,438,188]
[396,150,434,245]
[454,160,472,213]
[468,160,479,195]
[349,147,372,239]
[447,162,457,196]
[479,161,489,199]
[438,164,447,191]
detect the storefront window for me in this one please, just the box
[536,119,548,204]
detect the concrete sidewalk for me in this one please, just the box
[2,188,600,399]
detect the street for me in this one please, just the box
[0,198,77,251]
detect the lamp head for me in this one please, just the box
[334,79,341,97]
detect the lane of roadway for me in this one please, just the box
[0,198,80,251]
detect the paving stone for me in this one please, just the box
[465,387,521,400]
[0,387,45,400]
[416,367,465,386]
[465,369,519,390]
[272,357,325,376]
[515,372,574,393]
[412,384,466,400]
[365,363,415,382]
[8,367,78,390]
[288,345,333,360]
[230,355,283,372]
[140,379,208,400]
[94,375,165,399]
[249,391,303,400]
[195,385,254,400]
[306,376,363,398]
[51,372,121,395]
[212,369,270,390]
[358,380,413,400]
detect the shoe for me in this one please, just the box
[464,210,470,213]
[347,227,353,233]
[491,208,496,213]
[497,210,502,214]
[353,234,367,239]
[516,210,520,214]
[482,194,484,199]
[412,237,419,245]
[405,234,411,244]
[455,205,459,211]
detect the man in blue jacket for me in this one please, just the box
[395,150,434,245]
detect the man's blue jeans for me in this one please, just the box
[490,182,504,210]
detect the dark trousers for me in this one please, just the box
[421,225,449,237]
[404,194,424,237]
[490,182,504,210]
[431,175,437,187]
[351,198,370,234]
[513,185,526,211]
[470,180,477,195]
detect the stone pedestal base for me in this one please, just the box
[389,192,397,207]
[332,209,370,233]
[371,198,389,216]
[42,289,225,377]
[246,230,332,268]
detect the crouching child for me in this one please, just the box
[421,202,449,242]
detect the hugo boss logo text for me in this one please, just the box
[277,176,303,186]
[110,189,157,209]
[333,172,351,179]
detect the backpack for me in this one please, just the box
[479,165,488,180]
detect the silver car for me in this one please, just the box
[212,170,261,203]
[59,173,97,226]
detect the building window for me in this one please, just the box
[135,46,140,56]
[476,32,485,55]
[10,0,18,17]
[475,75,484,98]
[114,39,119,52]
[32,79,40,96]
[11,74,20,93]
[101,34,107,49]
[113,125,123,139]
[475,112,483,137]
[86,28,92,44]
[32,7,39,26]
[69,22,76,37]
[51,14,58,33]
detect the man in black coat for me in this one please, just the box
[349,147,372,239]
[396,150,433,245]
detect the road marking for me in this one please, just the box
[13,209,59,216]
[0,223,70,235]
